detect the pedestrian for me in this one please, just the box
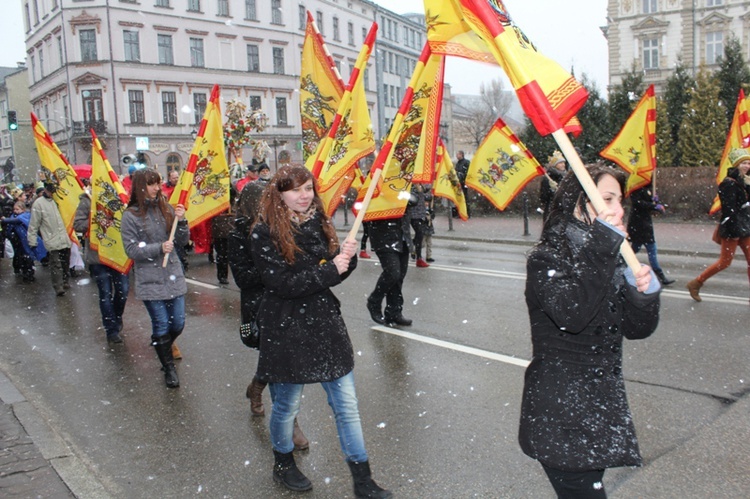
[454,150,471,218]
[366,214,413,327]
[407,183,430,268]
[687,147,750,302]
[424,191,436,263]
[121,169,189,388]
[519,165,660,498]
[161,169,180,201]
[539,150,567,222]
[28,182,72,296]
[74,192,129,344]
[359,221,372,258]
[235,162,260,194]
[250,165,391,497]
[1,201,38,282]
[627,182,675,285]
[228,179,309,450]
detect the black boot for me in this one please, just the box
[655,269,675,286]
[273,450,312,492]
[153,337,180,388]
[348,460,392,498]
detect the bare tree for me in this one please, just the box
[453,79,513,148]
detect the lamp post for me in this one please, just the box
[190,128,198,141]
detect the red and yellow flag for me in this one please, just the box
[466,117,543,211]
[31,113,84,243]
[710,89,750,214]
[357,45,445,221]
[424,0,587,137]
[300,11,345,164]
[433,141,468,220]
[600,84,657,197]
[170,85,230,227]
[310,23,377,193]
[89,130,132,273]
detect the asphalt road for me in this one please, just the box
[0,221,748,498]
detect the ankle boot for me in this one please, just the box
[655,269,675,286]
[273,450,312,492]
[686,279,703,302]
[245,377,267,416]
[153,338,180,388]
[347,460,392,498]
[293,418,309,451]
[171,342,183,360]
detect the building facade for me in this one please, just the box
[606,0,750,93]
[0,66,35,183]
[23,0,428,177]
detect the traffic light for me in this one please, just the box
[7,110,17,131]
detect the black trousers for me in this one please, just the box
[214,237,228,280]
[410,218,425,259]
[361,222,371,250]
[542,464,606,499]
[368,244,409,320]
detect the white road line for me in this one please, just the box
[185,278,219,290]
[371,325,530,368]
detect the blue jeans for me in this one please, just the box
[143,295,185,342]
[631,241,663,273]
[268,371,368,462]
[90,264,129,337]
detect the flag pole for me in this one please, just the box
[162,218,179,267]
[552,129,641,272]
[346,167,383,242]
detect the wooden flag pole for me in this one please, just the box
[552,129,641,273]
[346,167,383,243]
[162,217,179,267]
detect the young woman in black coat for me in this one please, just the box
[250,166,391,498]
[519,165,660,498]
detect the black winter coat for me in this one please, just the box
[626,187,657,247]
[369,217,412,254]
[250,213,356,383]
[519,219,660,472]
[718,168,750,239]
[228,215,264,326]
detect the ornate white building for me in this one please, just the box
[606,0,750,92]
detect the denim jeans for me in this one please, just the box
[631,241,663,274]
[268,371,368,462]
[143,295,185,342]
[90,264,129,337]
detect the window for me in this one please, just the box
[272,47,284,74]
[29,55,35,82]
[217,0,229,16]
[299,4,306,29]
[128,90,145,123]
[193,92,207,123]
[316,11,323,35]
[82,89,103,122]
[362,27,366,42]
[272,0,282,24]
[383,83,388,107]
[333,17,340,41]
[363,68,369,91]
[642,38,659,69]
[190,38,205,67]
[155,0,170,7]
[158,34,174,64]
[80,29,97,62]
[166,153,182,172]
[347,22,354,45]
[123,30,140,62]
[57,36,63,67]
[1,131,9,149]
[33,0,39,24]
[162,91,177,124]
[188,0,200,11]
[275,97,287,125]
[249,95,261,110]
[247,44,260,72]
[24,3,30,32]
[388,52,393,73]
[706,0,723,6]
[706,31,723,65]
[246,0,256,20]
[39,48,44,77]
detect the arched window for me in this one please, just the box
[166,153,182,172]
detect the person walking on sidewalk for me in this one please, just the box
[27,183,72,296]
[367,215,413,327]
[250,166,391,497]
[687,148,750,302]
[407,183,431,268]
[627,182,675,285]
[121,169,189,388]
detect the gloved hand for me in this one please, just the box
[654,203,665,213]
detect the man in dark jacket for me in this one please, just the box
[454,151,471,218]
[366,216,413,326]
[627,183,674,285]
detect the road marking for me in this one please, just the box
[185,278,219,290]
[371,325,530,368]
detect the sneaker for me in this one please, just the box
[359,250,371,259]
[416,258,430,268]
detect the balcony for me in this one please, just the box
[73,120,108,136]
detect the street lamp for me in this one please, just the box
[190,128,198,141]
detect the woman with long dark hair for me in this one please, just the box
[519,165,660,498]
[250,166,391,497]
[121,169,189,388]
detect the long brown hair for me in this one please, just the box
[126,169,175,231]
[257,165,338,263]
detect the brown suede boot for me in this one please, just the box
[686,279,703,302]
[293,418,309,451]
[245,377,267,416]
[171,342,182,360]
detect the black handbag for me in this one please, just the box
[239,321,260,349]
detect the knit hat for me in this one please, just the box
[729,148,750,167]
[257,163,270,174]
[547,150,566,168]
[10,187,23,199]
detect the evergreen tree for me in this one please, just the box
[608,65,645,136]
[572,74,611,164]
[664,59,694,166]
[655,97,674,167]
[518,116,557,168]
[680,67,725,167]
[716,35,750,127]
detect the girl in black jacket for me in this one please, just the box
[520,165,660,498]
